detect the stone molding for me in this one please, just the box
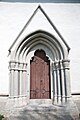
[9,61,27,71]
[9,30,71,105]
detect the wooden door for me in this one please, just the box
[30,49,51,99]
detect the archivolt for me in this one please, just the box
[9,30,71,100]
[11,30,68,62]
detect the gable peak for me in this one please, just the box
[8,5,70,55]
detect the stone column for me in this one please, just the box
[19,63,23,96]
[62,59,71,98]
[13,63,19,97]
[53,61,61,102]
[52,60,70,103]
[59,61,65,102]
[9,70,14,97]
[22,63,27,96]
[52,62,56,102]
[55,62,59,102]
[58,61,63,101]
[9,62,15,97]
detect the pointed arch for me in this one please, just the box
[9,30,71,103]
[11,30,68,62]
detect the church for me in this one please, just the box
[0,1,80,119]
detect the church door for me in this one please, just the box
[30,49,51,99]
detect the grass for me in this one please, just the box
[0,114,4,120]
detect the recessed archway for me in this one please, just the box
[9,30,71,104]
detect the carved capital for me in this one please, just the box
[9,61,27,71]
[62,59,70,69]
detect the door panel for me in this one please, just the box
[30,49,51,99]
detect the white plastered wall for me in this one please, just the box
[0,2,80,94]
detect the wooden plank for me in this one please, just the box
[30,49,51,99]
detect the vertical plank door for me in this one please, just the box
[30,49,51,99]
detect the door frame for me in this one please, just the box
[26,45,53,102]
[30,49,51,99]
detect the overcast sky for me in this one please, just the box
[0,0,80,3]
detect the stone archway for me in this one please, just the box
[9,30,71,104]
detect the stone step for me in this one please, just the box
[6,104,79,120]
[5,100,79,120]
[28,99,52,105]
[8,111,74,120]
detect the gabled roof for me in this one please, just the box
[2,0,80,3]
[8,5,70,55]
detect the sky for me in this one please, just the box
[0,0,80,3]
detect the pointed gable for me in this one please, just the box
[8,5,70,55]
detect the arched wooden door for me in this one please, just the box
[30,49,51,99]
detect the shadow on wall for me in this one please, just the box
[0,0,80,3]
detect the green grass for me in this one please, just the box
[0,114,4,120]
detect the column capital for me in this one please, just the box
[9,61,27,71]
[52,61,59,70]
[62,59,70,69]
[62,59,70,63]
